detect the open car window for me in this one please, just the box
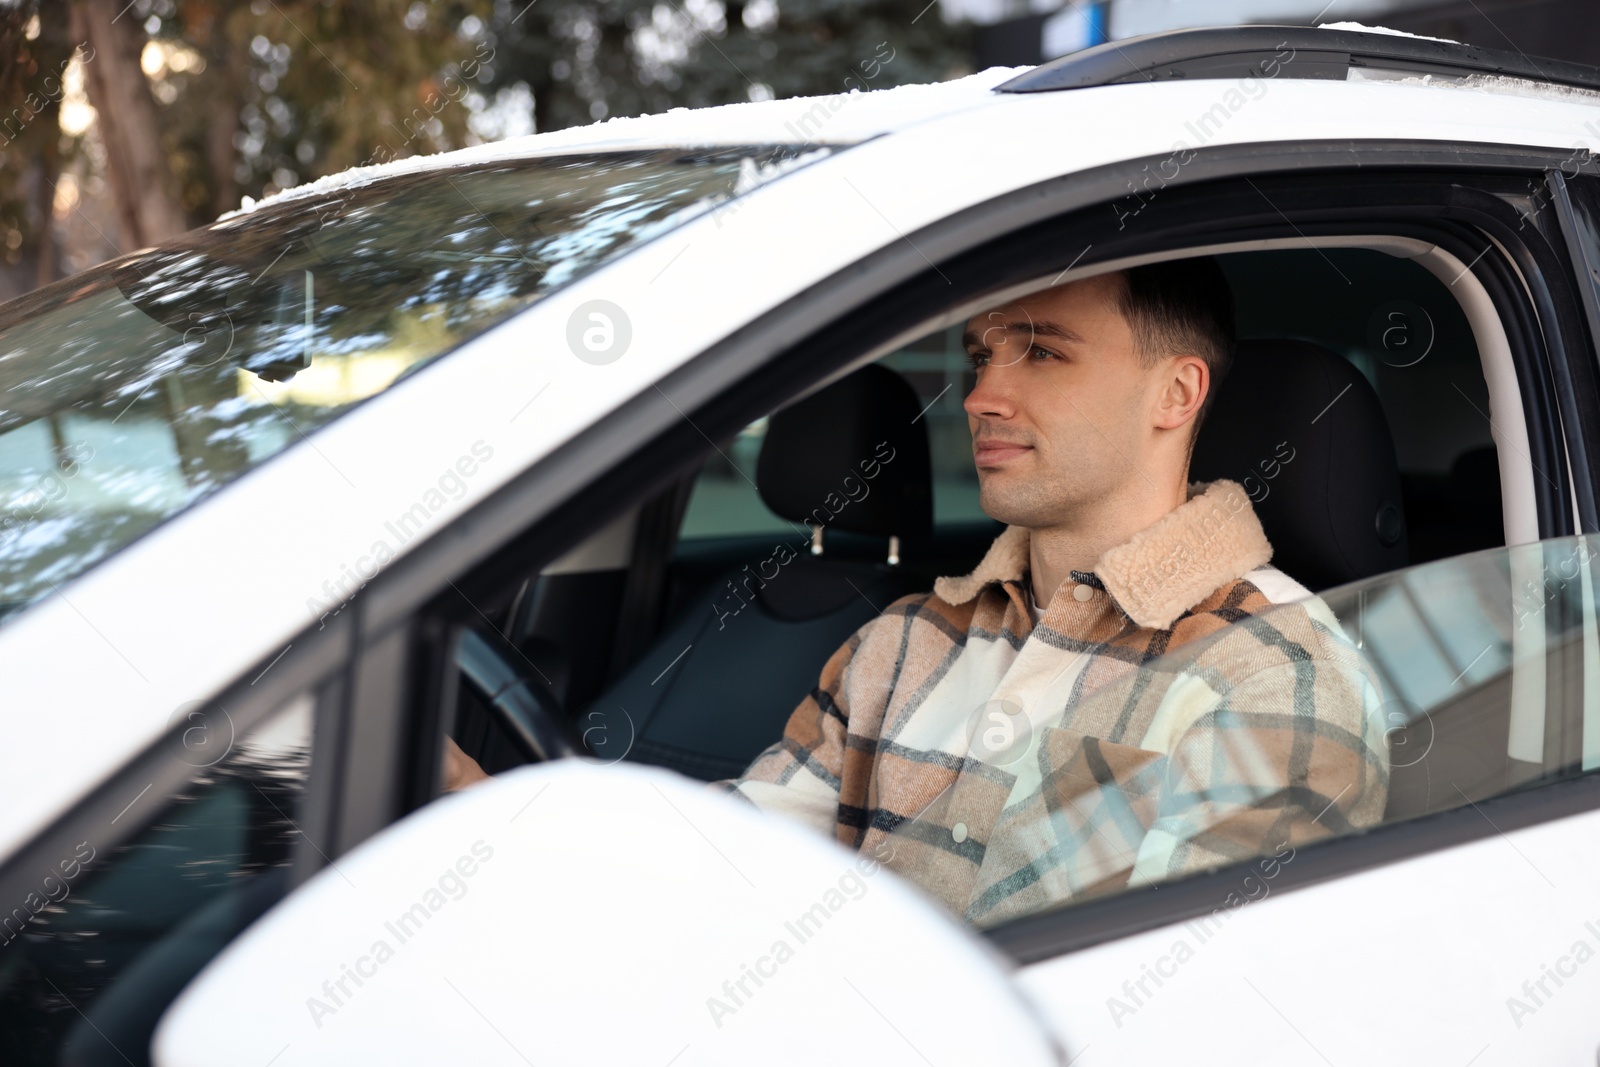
[883,536,1600,928]
[0,146,826,627]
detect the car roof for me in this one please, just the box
[221,65,1031,220]
[998,22,1600,94]
[226,21,1600,224]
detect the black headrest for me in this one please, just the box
[756,363,933,541]
[1191,338,1407,590]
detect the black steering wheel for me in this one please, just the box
[454,626,582,763]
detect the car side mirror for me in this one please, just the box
[153,761,1063,1065]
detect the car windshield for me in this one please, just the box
[0,146,825,626]
[883,536,1600,928]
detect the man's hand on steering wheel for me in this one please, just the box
[443,627,584,793]
[442,735,491,792]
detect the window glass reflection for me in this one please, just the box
[877,538,1600,928]
[0,147,825,626]
[0,695,314,1062]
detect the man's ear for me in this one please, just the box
[1153,355,1209,432]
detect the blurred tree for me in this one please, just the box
[0,0,969,299]
[131,0,499,224]
[71,0,190,247]
[483,0,970,132]
[0,0,77,294]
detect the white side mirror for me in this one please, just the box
[154,761,1064,1065]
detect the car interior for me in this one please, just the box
[450,244,1515,817]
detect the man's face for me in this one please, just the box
[962,273,1168,528]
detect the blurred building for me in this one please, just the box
[961,0,1600,71]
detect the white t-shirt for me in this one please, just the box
[1026,583,1044,625]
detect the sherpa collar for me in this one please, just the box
[932,479,1272,630]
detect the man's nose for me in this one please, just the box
[963,354,1021,420]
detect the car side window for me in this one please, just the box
[675,327,986,545]
[0,695,314,1063]
[659,244,1537,929]
[437,165,1564,936]
[675,416,790,541]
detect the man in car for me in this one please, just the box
[715,258,1390,926]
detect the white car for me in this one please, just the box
[3,21,1600,1066]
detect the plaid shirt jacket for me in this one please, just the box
[718,480,1391,926]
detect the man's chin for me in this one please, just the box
[978,481,1076,530]
[976,485,1034,528]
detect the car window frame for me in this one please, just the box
[382,146,1591,921]
[1548,167,1600,485]
[324,153,1600,961]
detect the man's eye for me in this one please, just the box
[1030,345,1057,361]
[964,351,988,369]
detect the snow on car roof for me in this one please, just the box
[1318,21,1460,44]
[1346,67,1600,104]
[220,65,1029,221]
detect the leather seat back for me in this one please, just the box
[1191,337,1408,590]
[584,363,935,779]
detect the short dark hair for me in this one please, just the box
[1107,257,1236,437]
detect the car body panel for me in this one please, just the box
[1017,801,1600,1065]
